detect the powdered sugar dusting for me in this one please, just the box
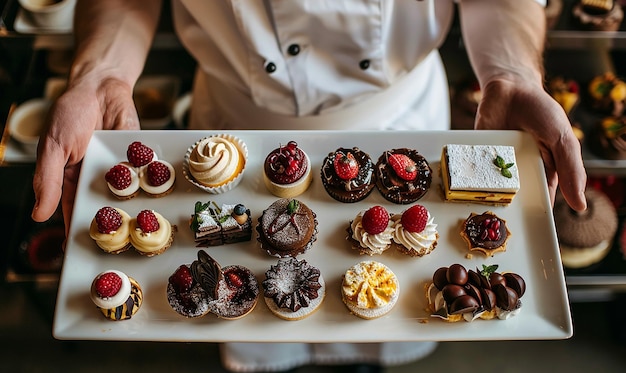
[446,144,520,193]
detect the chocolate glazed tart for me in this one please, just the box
[375,148,432,204]
[461,211,511,257]
[320,147,375,203]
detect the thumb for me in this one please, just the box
[32,137,66,222]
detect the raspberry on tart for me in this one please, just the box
[347,205,394,256]
[127,141,156,168]
[90,269,143,321]
[104,163,140,200]
[129,209,176,257]
[89,207,132,254]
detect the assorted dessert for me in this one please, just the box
[105,141,176,199]
[262,258,326,321]
[256,198,318,258]
[588,72,626,117]
[320,147,375,203]
[184,134,248,193]
[460,211,511,257]
[572,0,624,32]
[554,188,618,269]
[589,116,626,160]
[167,250,259,319]
[263,141,313,198]
[341,260,399,319]
[347,204,438,257]
[90,270,143,321]
[375,148,432,204]
[190,201,252,246]
[441,144,520,205]
[89,206,176,256]
[426,263,526,322]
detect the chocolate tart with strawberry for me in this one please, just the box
[191,250,259,319]
[460,211,511,257]
[90,270,143,321]
[320,147,375,203]
[263,141,312,198]
[375,148,432,204]
[347,205,394,256]
[256,199,318,258]
[426,263,526,322]
[391,204,439,257]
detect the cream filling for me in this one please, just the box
[139,160,176,194]
[106,162,140,197]
[189,137,241,186]
[391,212,437,255]
[351,212,394,255]
[129,211,172,253]
[89,208,132,252]
[90,270,132,309]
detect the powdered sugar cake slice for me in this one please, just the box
[441,144,520,205]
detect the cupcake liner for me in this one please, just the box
[182,134,249,194]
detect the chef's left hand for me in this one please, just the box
[475,77,587,211]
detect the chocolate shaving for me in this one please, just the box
[191,250,223,300]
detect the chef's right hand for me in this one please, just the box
[31,77,140,237]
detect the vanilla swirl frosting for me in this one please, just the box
[342,261,398,309]
[350,211,394,255]
[391,212,438,256]
[189,137,242,187]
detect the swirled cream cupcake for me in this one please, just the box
[184,134,248,193]
[89,207,132,254]
[391,204,439,257]
[129,209,176,257]
[341,260,399,319]
[346,206,394,256]
[90,270,143,321]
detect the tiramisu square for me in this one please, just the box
[441,144,520,205]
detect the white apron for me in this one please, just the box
[171,0,451,371]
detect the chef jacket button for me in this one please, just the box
[287,44,300,56]
[265,62,277,73]
[359,59,370,70]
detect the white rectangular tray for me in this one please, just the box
[53,130,572,342]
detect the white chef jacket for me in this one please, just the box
[169,1,543,371]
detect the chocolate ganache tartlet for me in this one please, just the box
[320,147,375,203]
[460,211,511,257]
[375,148,432,204]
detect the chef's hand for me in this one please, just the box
[31,78,140,236]
[475,77,587,211]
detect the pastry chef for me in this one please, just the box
[32,0,587,372]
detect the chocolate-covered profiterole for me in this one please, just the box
[375,148,432,204]
[426,263,526,322]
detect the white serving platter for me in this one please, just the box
[53,130,572,342]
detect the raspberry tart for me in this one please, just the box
[90,270,143,321]
[263,141,312,198]
[262,258,326,321]
[460,211,511,257]
[320,147,375,203]
[129,209,177,257]
[346,205,394,256]
[426,263,526,322]
[391,204,439,257]
[375,148,432,204]
[89,206,132,254]
[256,199,318,258]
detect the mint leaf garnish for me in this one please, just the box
[493,155,514,178]
[480,264,499,277]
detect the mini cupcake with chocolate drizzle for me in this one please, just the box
[256,199,318,257]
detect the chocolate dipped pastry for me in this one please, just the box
[320,147,375,203]
[375,148,432,204]
[460,211,511,257]
[262,258,326,321]
[167,264,211,318]
[589,116,626,160]
[190,250,259,319]
[426,263,526,322]
[256,199,318,258]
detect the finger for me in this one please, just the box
[61,162,82,238]
[32,137,66,222]
[553,137,587,212]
